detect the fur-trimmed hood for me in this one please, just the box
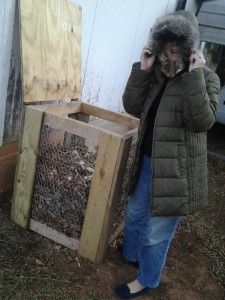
[149,10,199,61]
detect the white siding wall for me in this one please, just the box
[73,0,177,112]
[0,0,177,145]
[0,0,16,145]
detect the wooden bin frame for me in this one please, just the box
[11,101,139,262]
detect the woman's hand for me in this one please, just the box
[189,50,206,72]
[140,46,156,70]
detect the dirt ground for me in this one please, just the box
[0,147,225,299]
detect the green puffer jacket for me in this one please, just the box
[123,62,220,216]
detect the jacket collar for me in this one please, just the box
[154,63,188,85]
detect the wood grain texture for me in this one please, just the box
[94,136,133,262]
[0,141,18,199]
[78,133,133,262]
[19,0,81,102]
[30,219,79,250]
[0,1,23,144]
[11,107,44,228]
[44,112,102,148]
[81,103,139,129]
[30,101,82,115]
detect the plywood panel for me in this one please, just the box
[20,0,81,102]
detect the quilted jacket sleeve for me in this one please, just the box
[122,62,154,117]
[181,67,220,132]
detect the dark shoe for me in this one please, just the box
[114,284,149,299]
[117,245,139,268]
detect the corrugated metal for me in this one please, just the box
[198,0,225,45]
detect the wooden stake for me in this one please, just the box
[11,106,44,228]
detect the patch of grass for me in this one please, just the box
[186,213,225,285]
[18,276,28,287]
[0,156,224,300]
[84,292,108,300]
[46,283,63,299]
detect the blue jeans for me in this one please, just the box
[123,155,181,288]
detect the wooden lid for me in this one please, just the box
[19,0,81,102]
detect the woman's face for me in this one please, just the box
[164,42,182,62]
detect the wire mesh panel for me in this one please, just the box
[31,124,97,239]
[30,121,136,242]
[111,141,136,235]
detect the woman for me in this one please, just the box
[114,10,220,299]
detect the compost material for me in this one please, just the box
[31,125,97,239]
[31,124,135,239]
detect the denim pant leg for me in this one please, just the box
[123,155,181,288]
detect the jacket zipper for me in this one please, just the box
[150,78,170,212]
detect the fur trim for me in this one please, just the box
[149,11,198,61]
[158,52,185,77]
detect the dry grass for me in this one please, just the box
[0,155,224,299]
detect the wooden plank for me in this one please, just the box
[90,119,130,135]
[69,112,90,123]
[200,2,225,15]
[30,101,82,116]
[19,0,81,102]
[44,112,105,147]
[123,127,138,139]
[0,171,17,199]
[78,133,133,262]
[94,136,133,262]
[109,221,124,245]
[0,152,17,176]
[0,141,19,199]
[0,140,18,157]
[30,219,79,250]
[90,119,138,139]
[81,103,139,129]
[198,12,225,28]
[11,107,44,228]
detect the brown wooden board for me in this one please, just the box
[44,112,103,148]
[81,103,139,129]
[29,101,82,116]
[19,0,81,102]
[0,141,18,199]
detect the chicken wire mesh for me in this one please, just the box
[31,122,136,241]
[111,142,136,234]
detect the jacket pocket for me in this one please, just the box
[178,144,187,178]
